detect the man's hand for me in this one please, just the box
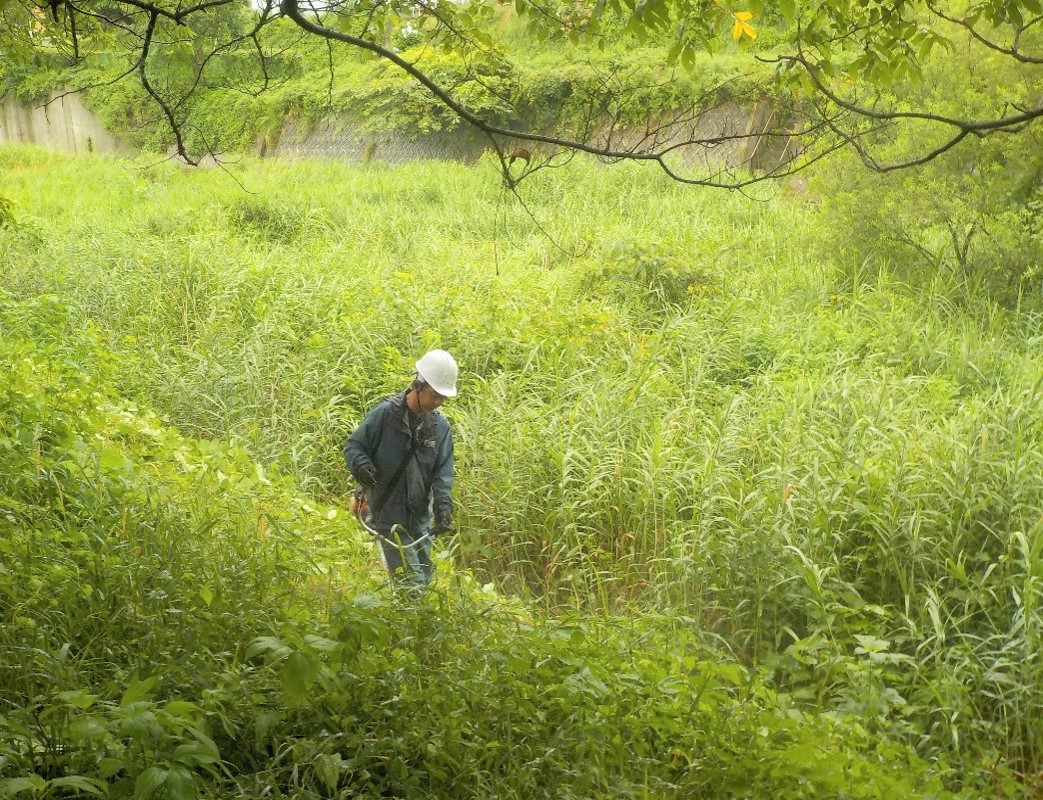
[357,463,378,488]
[432,512,453,538]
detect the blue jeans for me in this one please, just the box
[378,526,434,587]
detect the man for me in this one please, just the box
[344,349,457,586]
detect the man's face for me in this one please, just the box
[416,384,446,414]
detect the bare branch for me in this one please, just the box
[104,0,235,25]
[280,0,811,189]
[769,41,1043,173]
[925,0,1043,64]
[41,60,142,108]
[136,9,196,164]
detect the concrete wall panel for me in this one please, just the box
[0,91,133,155]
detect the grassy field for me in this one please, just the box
[2,145,1042,796]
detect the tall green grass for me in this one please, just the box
[0,290,968,799]
[3,145,1043,781]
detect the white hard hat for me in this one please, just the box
[415,349,458,397]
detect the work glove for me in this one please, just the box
[356,463,378,489]
[431,512,453,538]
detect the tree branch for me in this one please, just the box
[925,0,1043,64]
[136,9,196,163]
[279,0,812,189]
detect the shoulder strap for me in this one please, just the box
[369,430,416,516]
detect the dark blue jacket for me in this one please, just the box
[344,390,454,535]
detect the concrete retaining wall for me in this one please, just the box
[271,120,489,164]
[0,91,133,155]
[1,91,791,172]
[271,100,791,172]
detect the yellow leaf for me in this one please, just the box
[732,10,756,40]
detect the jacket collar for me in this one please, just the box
[387,389,437,438]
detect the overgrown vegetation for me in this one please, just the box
[0,9,767,157]
[2,145,1042,796]
[813,38,1043,304]
[0,289,966,799]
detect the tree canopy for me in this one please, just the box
[1,0,1041,186]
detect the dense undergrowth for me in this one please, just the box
[2,145,1042,795]
[0,292,963,798]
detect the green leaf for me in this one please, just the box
[173,739,220,767]
[253,710,284,741]
[69,716,110,741]
[314,753,342,793]
[926,589,945,644]
[680,44,695,71]
[281,650,319,704]
[846,53,873,78]
[58,688,99,709]
[163,700,199,718]
[666,39,681,66]
[99,758,126,779]
[133,767,168,800]
[246,635,290,660]
[0,195,16,228]
[0,776,46,798]
[352,594,385,609]
[163,766,195,800]
[715,662,746,685]
[98,445,127,471]
[303,634,339,652]
[121,675,158,706]
[48,777,105,796]
[853,634,890,654]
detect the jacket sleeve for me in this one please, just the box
[344,403,385,482]
[431,419,455,517]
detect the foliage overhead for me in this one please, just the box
[1,0,1040,185]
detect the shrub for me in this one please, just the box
[580,242,715,310]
